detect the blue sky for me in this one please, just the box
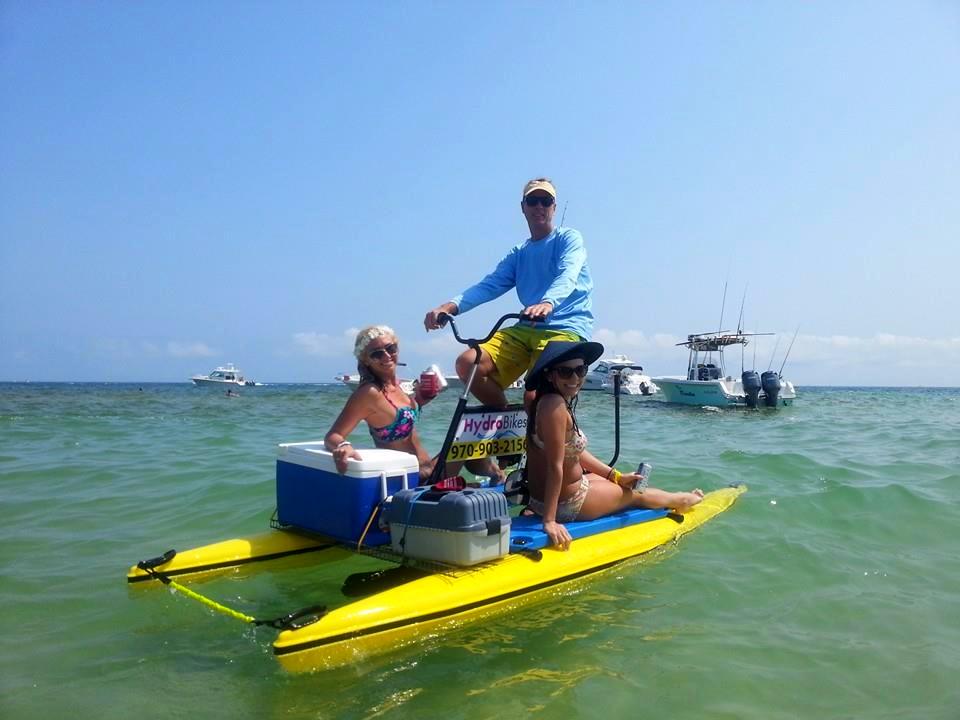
[1,2,957,385]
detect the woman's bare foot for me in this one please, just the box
[670,489,705,512]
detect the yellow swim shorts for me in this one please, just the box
[481,325,582,389]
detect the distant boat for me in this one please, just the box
[582,354,658,396]
[652,332,796,408]
[334,371,520,395]
[334,373,416,396]
[191,364,259,388]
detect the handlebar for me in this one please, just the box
[438,312,527,347]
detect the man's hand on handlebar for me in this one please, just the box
[424,310,529,346]
[424,302,458,331]
[522,302,554,322]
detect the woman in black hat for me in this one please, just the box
[525,341,704,549]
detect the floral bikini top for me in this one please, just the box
[368,388,420,443]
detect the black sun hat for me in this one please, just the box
[525,340,605,391]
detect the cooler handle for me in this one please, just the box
[380,470,412,501]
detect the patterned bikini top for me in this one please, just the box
[368,388,420,443]
[531,409,588,459]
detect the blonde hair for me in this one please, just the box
[353,325,397,359]
[354,325,398,389]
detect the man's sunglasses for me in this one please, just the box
[369,343,399,360]
[551,364,588,379]
[524,195,555,208]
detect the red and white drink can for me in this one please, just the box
[419,372,438,399]
[419,364,447,399]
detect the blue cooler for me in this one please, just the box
[385,488,511,566]
[276,442,419,546]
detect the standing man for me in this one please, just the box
[423,177,594,408]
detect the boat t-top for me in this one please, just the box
[191,364,258,387]
[652,331,797,408]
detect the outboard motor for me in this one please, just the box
[741,371,762,408]
[761,370,782,407]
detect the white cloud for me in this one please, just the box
[293,326,461,362]
[594,328,683,354]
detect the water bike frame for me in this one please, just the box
[429,312,646,485]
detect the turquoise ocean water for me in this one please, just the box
[2,382,959,719]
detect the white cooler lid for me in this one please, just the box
[277,441,419,476]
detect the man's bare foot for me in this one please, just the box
[671,489,705,512]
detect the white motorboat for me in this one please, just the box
[652,332,797,408]
[191,364,258,387]
[584,354,658,396]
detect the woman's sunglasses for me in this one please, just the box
[524,195,555,208]
[551,364,588,379]
[368,343,399,360]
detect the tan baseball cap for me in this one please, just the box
[522,178,557,199]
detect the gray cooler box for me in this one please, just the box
[385,488,511,566]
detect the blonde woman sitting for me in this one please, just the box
[325,325,500,483]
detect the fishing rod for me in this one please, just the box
[766,336,781,372]
[737,285,748,373]
[736,285,747,334]
[779,326,800,376]
[717,281,728,336]
[559,201,568,226]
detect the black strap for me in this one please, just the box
[257,604,328,630]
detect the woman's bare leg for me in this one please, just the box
[577,474,704,520]
[634,487,704,512]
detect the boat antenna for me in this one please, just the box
[779,326,800,376]
[559,201,568,226]
[766,335,781,371]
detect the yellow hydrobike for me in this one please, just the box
[127,313,746,672]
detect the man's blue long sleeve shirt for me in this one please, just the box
[451,227,594,340]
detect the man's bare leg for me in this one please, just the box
[455,348,508,408]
